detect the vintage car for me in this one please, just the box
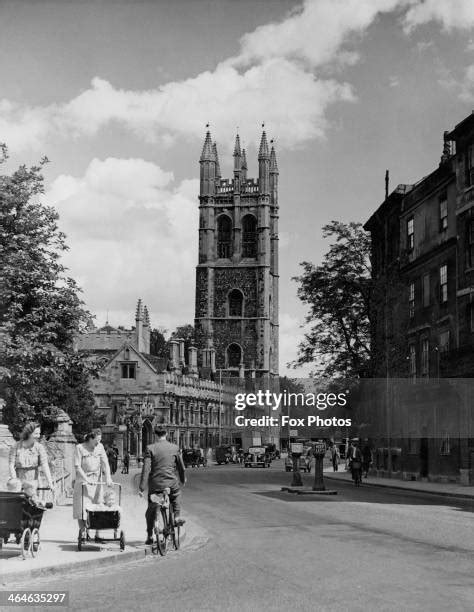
[284,454,312,473]
[215,445,233,465]
[244,447,271,468]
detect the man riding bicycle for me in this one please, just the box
[138,427,186,545]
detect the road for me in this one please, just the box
[18,462,474,611]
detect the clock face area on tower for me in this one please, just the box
[194,130,279,380]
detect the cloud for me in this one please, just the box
[1,61,354,153]
[389,75,400,88]
[416,40,434,52]
[44,157,199,329]
[61,62,354,149]
[235,0,407,68]
[3,0,473,155]
[0,0,416,154]
[403,0,474,32]
[458,65,474,102]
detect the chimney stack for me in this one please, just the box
[169,340,180,371]
[178,338,185,366]
[188,346,198,377]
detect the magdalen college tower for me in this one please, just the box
[194,128,279,381]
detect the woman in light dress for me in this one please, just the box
[72,431,113,530]
[9,422,55,496]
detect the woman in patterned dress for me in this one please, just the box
[9,422,55,496]
[72,431,112,530]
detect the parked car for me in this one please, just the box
[215,445,232,465]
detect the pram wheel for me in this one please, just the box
[20,528,31,559]
[31,528,40,556]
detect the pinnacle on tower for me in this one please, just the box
[233,133,241,156]
[233,133,242,172]
[200,130,213,162]
[242,148,248,170]
[143,305,150,326]
[258,129,270,159]
[135,298,143,320]
[213,142,221,178]
[270,144,279,173]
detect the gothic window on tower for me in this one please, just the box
[227,343,242,368]
[217,215,232,259]
[241,214,257,258]
[228,289,244,317]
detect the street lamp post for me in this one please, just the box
[218,369,222,445]
[312,439,327,491]
[290,442,303,487]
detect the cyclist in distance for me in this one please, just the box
[138,426,186,545]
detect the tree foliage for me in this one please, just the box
[149,327,168,358]
[292,221,372,379]
[0,147,97,438]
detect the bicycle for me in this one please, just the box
[150,487,183,556]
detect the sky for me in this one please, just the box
[2,0,474,376]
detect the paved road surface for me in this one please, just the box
[16,462,474,611]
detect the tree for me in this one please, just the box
[0,146,97,438]
[292,221,371,379]
[149,327,168,358]
[169,324,197,355]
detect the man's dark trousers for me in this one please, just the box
[146,483,181,536]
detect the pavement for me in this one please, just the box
[13,461,474,612]
[324,466,474,499]
[0,471,206,585]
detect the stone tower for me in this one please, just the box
[194,128,279,379]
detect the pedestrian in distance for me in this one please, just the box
[107,446,117,476]
[347,439,363,484]
[362,442,373,479]
[331,443,340,472]
[122,451,130,474]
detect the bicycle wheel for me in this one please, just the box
[170,511,180,550]
[154,508,168,556]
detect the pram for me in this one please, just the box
[77,482,125,551]
[0,490,52,559]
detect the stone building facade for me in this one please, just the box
[363,113,474,483]
[78,303,236,459]
[194,129,279,380]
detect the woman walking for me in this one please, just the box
[9,422,55,496]
[73,431,112,532]
[331,443,340,472]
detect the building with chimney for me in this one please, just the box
[74,298,151,354]
[76,300,235,459]
[362,112,474,483]
[194,129,279,381]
